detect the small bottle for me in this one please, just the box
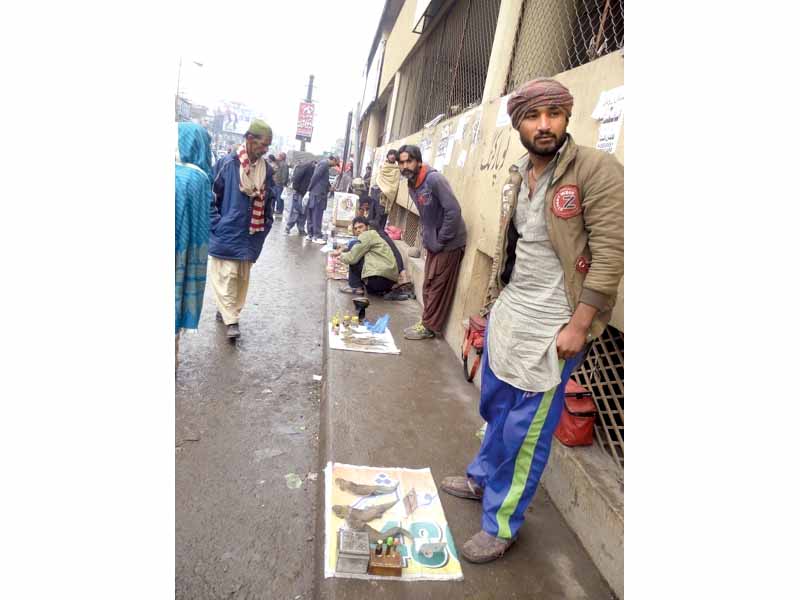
[385,536,394,556]
[375,539,383,556]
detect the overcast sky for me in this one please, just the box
[177,1,385,154]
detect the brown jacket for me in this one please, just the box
[487,135,624,340]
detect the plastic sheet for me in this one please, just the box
[364,314,390,334]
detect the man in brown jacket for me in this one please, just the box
[440,78,623,563]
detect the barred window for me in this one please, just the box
[506,0,624,94]
[388,204,421,248]
[573,325,624,468]
[391,0,502,141]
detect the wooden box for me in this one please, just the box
[367,548,403,577]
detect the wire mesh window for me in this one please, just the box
[391,0,501,141]
[573,325,624,469]
[505,0,624,93]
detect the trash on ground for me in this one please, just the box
[285,473,304,489]
[307,472,319,481]
[313,374,323,381]
[476,422,487,440]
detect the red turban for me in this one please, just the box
[507,78,574,129]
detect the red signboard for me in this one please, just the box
[296,101,315,142]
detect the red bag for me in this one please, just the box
[555,379,597,446]
[385,225,402,240]
[462,315,487,382]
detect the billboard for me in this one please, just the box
[218,102,253,135]
[175,96,192,122]
[296,101,315,143]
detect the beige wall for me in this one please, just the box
[379,0,423,97]
[370,50,624,356]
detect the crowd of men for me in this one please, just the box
[174,77,623,564]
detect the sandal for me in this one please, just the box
[440,476,483,500]
[339,286,365,295]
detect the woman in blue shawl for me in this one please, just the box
[176,123,212,343]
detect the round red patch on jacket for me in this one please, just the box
[575,256,590,273]
[552,185,582,219]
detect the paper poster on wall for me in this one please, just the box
[419,137,433,164]
[495,94,512,127]
[434,124,453,171]
[592,85,624,154]
[471,108,483,146]
[433,138,448,171]
[455,114,468,141]
[444,137,456,165]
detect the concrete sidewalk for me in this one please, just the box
[314,278,615,600]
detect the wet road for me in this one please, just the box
[176,217,328,600]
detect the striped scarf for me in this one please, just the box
[236,143,267,235]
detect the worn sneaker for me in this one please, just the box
[403,321,435,340]
[313,237,327,245]
[297,229,307,236]
[226,323,240,339]
[383,289,415,301]
[305,234,313,241]
[440,476,483,500]
[460,531,517,564]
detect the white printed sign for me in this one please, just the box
[496,94,512,127]
[592,86,624,154]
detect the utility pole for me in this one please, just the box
[354,102,362,175]
[342,110,353,167]
[177,57,182,97]
[300,74,314,152]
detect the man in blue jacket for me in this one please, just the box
[398,144,467,340]
[208,119,275,339]
[306,155,339,244]
[285,159,316,235]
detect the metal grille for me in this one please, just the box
[505,0,624,93]
[388,202,403,227]
[392,0,502,141]
[403,212,420,246]
[573,325,624,468]
[388,204,422,248]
